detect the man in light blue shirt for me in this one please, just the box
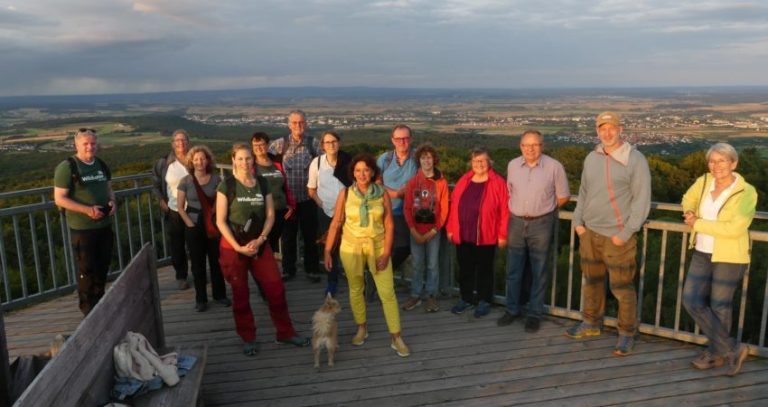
[377,124,418,270]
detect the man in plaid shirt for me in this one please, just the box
[268,110,322,282]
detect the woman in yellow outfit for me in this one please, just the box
[323,153,410,357]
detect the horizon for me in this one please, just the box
[2,1,767,97]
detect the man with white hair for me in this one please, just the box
[54,128,116,315]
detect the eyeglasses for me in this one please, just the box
[708,159,731,166]
[323,140,339,145]
[392,137,411,143]
[252,142,268,148]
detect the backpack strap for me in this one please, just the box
[67,157,80,189]
[225,176,237,205]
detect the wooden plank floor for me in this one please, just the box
[5,265,768,406]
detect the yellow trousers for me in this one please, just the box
[339,235,401,334]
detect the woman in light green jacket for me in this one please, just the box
[681,142,757,377]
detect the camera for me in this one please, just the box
[414,208,436,224]
[98,203,112,215]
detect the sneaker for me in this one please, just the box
[306,273,322,283]
[401,297,422,311]
[564,323,601,339]
[275,336,311,347]
[391,337,410,357]
[496,311,520,327]
[613,335,635,356]
[195,302,207,312]
[451,300,473,315]
[524,317,540,333]
[425,296,440,313]
[691,350,725,370]
[177,280,190,290]
[243,341,259,356]
[473,301,491,318]
[726,344,749,377]
[215,298,232,307]
[352,327,368,346]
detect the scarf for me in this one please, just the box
[351,183,384,227]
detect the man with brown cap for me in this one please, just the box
[565,111,651,356]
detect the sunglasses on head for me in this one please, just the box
[78,128,97,133]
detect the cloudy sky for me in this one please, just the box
[1,0,767,96]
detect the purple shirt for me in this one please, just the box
[506,154,570,217]
[459,180,487,244]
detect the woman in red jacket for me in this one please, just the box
[446,148,509,318]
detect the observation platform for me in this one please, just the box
[6,265,768,406]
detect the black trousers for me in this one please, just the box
[268,207,288,256]
[167,209,188,280]
[70,226,114,316]
[457,243,497,304]
[184,220,226,304]
[281,199,319,276]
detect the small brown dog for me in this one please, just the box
[312,293,342,368]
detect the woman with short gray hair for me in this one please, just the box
[681,142,756,376]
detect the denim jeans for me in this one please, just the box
[505,213,554,318]
[409,232,441,298]
[683,251,745,356]
[317,210,341,293]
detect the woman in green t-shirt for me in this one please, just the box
[216,143,309,356]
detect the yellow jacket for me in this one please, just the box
[681,172,757,264]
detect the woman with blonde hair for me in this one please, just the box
[216,143,309,356]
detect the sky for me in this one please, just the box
[1,0,767,96]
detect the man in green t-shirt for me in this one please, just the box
[53,129,116,316]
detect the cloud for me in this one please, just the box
[1,0,767,96]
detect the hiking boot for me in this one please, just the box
[425,296,440,313]
[281,273,295,282]
[306,273,322,283]
[177,280,190,290]
[524,317,540,333]
[401,297,422,311]
[565,323,601,339]
[474,301,491,318]
[726,344,749,377]
[391,337,410,357]
[497,311,520,327]
[352,326,368,346]
[451,299,473,315]
[243,341,259,357]
[613,335,635,356]
[691,350,725,370]
[275,336,311,347]
[195,302,207,312]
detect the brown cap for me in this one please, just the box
[596,111,621,127]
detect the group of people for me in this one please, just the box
[53,110,757,375]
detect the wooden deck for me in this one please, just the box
[5,265,768,406]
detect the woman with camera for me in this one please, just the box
[401,144,449,313]
[216,143,309,356]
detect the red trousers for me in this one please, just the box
[218,241,297,342]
